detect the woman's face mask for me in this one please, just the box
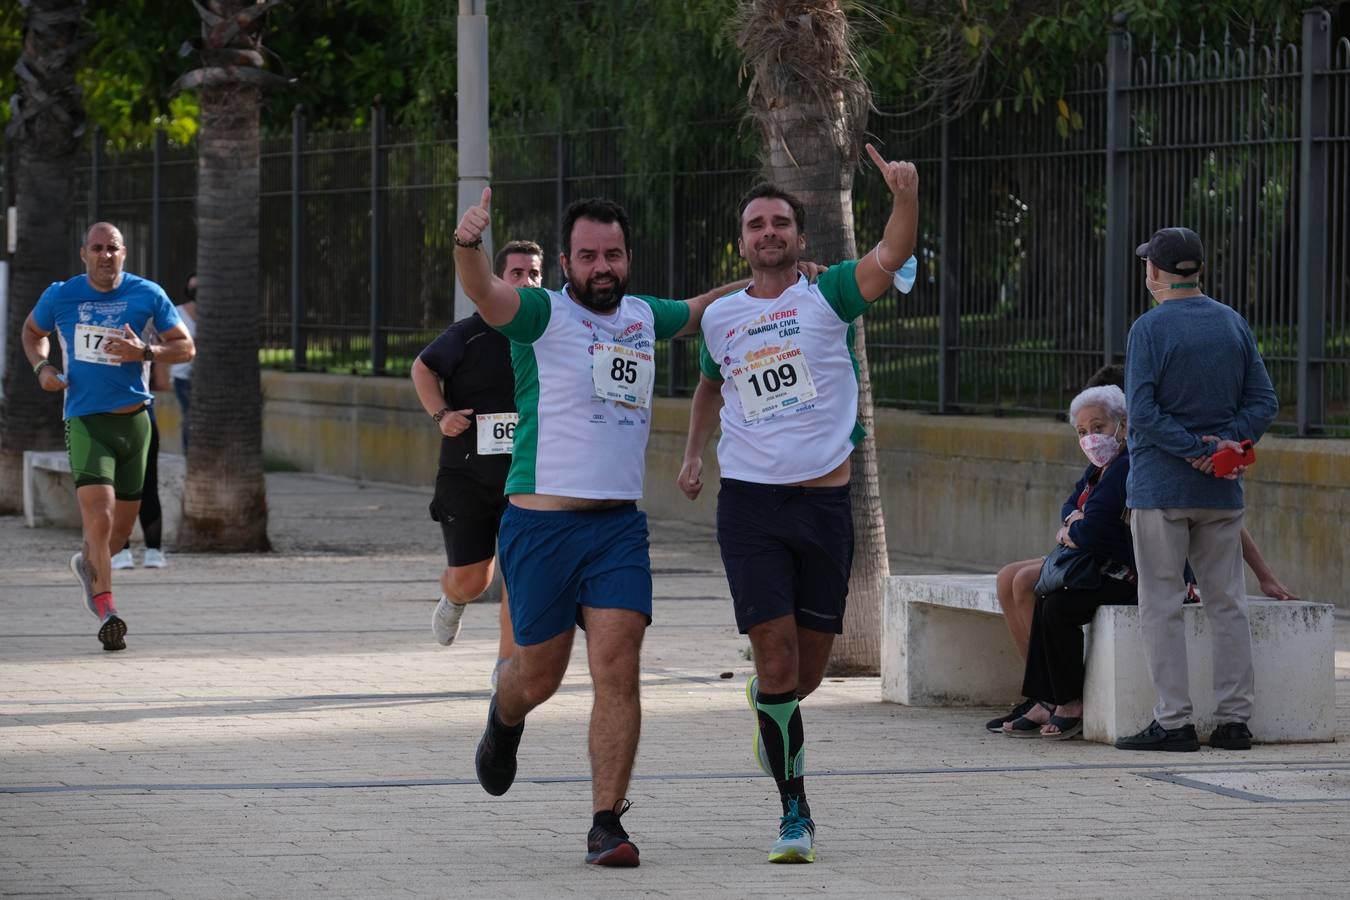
[1079,423,1122,467]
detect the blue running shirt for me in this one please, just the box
[31,273,182,419]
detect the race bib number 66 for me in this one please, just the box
[476,412,518,456]
[591,342,654,408]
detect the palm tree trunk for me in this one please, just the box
[740,1,889,674]
[0,0,85,512]
[177,49,270,551]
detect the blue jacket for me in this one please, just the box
[1061,448,1134,567]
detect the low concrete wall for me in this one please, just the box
[167,372,1347,610]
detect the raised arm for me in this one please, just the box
[674,278,751,339]
[677,374,725,500]
[854,143,920,302]
[452,187,521,327]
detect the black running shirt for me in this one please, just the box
[418,313,516,481]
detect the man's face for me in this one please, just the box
[738,198,804,272]
[500,252,543,289]
[561,218,629,312]
[80,225,127,291]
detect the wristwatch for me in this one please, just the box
[432,407,452,423]
[142,345,154,362]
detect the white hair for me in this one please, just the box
[1069,384,1126,424]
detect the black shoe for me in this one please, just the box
[986,698,1035,734]
[98,615,127,652]
[585,800,639,867]
[475,695,523,796]
[1208,721,1253,750]
[1115,720,1199,752]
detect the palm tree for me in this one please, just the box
[173,0,287,552]
[735,0,887,674]
[0,0,87,512]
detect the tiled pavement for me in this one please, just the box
[2,473,1347,898]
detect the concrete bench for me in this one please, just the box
[881,574,1336,744]
[23,449,186,545]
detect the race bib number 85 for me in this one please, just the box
[475,412,518,456]
[591,342,654,408]
[73,324,124,366]
[731,347,817,422]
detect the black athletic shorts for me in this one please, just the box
[716,478,854,635]
[429,470,508,567]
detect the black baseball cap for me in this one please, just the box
[1135,227,1204,275]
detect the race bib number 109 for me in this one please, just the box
[591,342,654,408]
[475,412,518,456]
[73,324,124,366]
[731,347,817,422]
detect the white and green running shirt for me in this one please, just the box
[495,287,689,499]
[699,261,868,485]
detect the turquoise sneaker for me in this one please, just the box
[768,797,815,863]
[745,675,772,776]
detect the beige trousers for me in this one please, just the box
[1130,507,1253,729]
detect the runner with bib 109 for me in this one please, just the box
[449,187,754,868]
[677,144,919,864]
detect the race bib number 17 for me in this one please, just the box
[731,347,818,422]
[475,412,518,456]
[73,324,124,366]
[591,342,654,408]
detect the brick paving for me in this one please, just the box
[2,472,1347,898]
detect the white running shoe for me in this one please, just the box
[110,548,134,570]
[142,549,167,568]
[432,595,466,646]
[70,552,97,617]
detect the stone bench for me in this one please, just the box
[881,574,1336,744]
[23,449,186,545]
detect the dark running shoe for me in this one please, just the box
[98,614,127,652]
[585,799,639,867]
[1115,720,1199,752]
[474,694,523,796]
[1209,721,1253,750]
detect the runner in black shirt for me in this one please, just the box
[411,240,543,685]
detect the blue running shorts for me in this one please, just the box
[497,502,653,646]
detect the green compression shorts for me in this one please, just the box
[64,407,152,500]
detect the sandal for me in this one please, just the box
[1003,701,1055,738]
[1041,714,1083,741]
[985,698,1034,734]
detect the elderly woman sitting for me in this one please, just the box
[992,385,1137,739]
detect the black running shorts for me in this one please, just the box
[430,470,508,567]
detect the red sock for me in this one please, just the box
[92,592,115,619]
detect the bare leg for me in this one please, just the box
[494,625,573,726]
[76,485,119,595]
[995,559,1043,660]
[440,558,494,604]
[582,607,646,814]
[497,586,516,661]
[748,614,801,694]
[793,626,836,699]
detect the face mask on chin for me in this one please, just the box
[1079,425,1122,468]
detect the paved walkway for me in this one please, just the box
[2,473,1347,898]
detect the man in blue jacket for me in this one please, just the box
[1117,227,1278,752]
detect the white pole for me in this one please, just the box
[455,0,491,322]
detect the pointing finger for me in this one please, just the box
[864,143,887,171]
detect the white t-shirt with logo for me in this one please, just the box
[495,286,689,499]
[699,261,868,484]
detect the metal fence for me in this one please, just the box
[68,10,1350,434]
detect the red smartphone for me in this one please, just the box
[1211,440,1256,477]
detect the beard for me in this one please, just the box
[747,240,799,274]
[567,269,628,313]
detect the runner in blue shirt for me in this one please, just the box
[22,222,196,652]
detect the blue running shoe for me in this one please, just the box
[768,797,815,863]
